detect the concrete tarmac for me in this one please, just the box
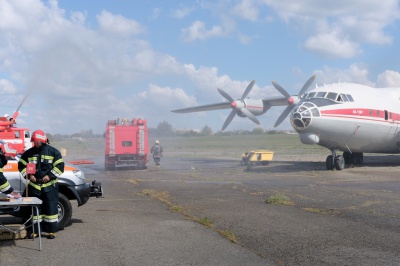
[2,154,400,265]
[0,159,272,266]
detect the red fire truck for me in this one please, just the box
[105,118,148,170]
[0,115,32,154]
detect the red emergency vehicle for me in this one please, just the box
[0,116,32,154]
[105,118,148,170]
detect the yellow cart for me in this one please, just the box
[241,150,274,167]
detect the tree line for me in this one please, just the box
[47,121,292,141]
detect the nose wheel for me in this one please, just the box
[326,150,345,170]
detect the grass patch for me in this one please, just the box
[266,194,293,205]
[198,217,213,227]
[142,189,172,205]
[217,230,238,243]
[140,188,239,244]
[303,208,340,215]
[128,178,139,185]
[170,205,183,213]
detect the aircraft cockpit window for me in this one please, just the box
[339,94,348,102]
[315,92,326,98]
[307,92,316,98]
[346,94,354,102]
[326,92,338,101]
[298,106,307,113]
[302,110,311,117]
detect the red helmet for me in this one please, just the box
[31,130,47,143]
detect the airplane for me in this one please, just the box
[172,75,400,170]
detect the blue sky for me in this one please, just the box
[0,0,399,134]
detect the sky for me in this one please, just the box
[0,0,400,135]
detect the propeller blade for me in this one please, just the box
[222,110,237,131]
[241,80,255,100]
[272,81,291,98]
[217,88,234,102]
[274,106,293,127]
[298,74,316,95]
[171,102,231,113]
[240,108,260,125]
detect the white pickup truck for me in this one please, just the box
[0,153,103,229]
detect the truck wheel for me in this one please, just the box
[58,193,72,230]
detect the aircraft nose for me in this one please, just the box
[290,102,320,130]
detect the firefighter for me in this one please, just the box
[18,130,64,239]
[0,147,21,198]
[150,140,163,167]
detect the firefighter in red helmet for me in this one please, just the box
[18,129,64,239]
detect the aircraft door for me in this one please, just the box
[386,98,400,151]
[385,110,398,137]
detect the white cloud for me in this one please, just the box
[230,0,259,21]
[237,32,258,44]
[261,0,400,57]
[139,84,198,109]
[304,31,362,58]
[377,70,400,87]
[0,79,17,93]
[181,20,225,42]
[151,8,162,20]
[313,64,374,86]
[97,10,145,36]
[171,6,195,19]
[70,11,87,25]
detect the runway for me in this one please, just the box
[2,153,400,265]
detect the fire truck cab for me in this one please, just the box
[0,117,32,154]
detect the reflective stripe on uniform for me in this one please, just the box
[28,178,58,191]
[52,158,64,176]
[42,155,54,163]
[0,180,11,193]
[43,214,58,223]
[32,214,43,224]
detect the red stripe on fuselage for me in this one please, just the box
[320,108,400,124]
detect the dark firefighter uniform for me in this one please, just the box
[0,149,13,195]
[18,142,64,235]
[150,140,163,167]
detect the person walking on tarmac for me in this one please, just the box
[150,140,163,167]
[18,130,64,239]
[0,146,21,199]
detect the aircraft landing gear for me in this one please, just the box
[326,150,345,170]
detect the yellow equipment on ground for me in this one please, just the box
[241,150,274,167]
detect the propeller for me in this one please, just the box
[272,75,316,127]
[218,80,260,131]
[172,80,260,131]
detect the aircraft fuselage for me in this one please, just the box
[290,83,400,154]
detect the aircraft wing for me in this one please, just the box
[171,102,231,113]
